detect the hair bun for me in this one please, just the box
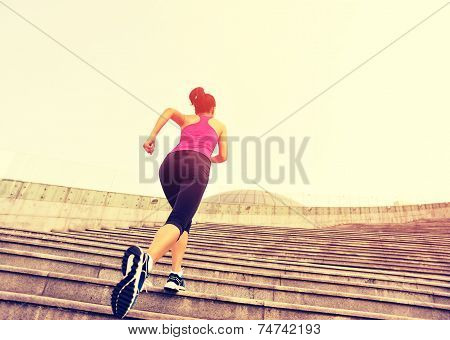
[189,87,215,114]
[189,87,205,105]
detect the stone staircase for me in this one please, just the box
[0,218,449,320]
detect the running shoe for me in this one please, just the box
[111,246,152,318]
[121,245,152,292]
[164,272,186,292]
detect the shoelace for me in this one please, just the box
[169,274,183,286]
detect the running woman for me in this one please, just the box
[111,87,228,318]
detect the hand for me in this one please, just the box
[143,136,156,155]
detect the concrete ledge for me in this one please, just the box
[0,266,423,320]
[0,291,194,320]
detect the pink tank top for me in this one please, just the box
[171,114,219,158]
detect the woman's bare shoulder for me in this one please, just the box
[209,118,225,136]
[211,117,226,128]
[181,114,200,125]
[184,114,198,119]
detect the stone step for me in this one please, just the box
[52,230,450,276]
[85,219,450,235]
[2,244,450,308]
[3,237,450,295]
[0,291,193,320]
[2,231,449,285]
[129,225,450,254]
[85,227,450,263]
[184,219,450,235]
[0,265,424,320]
[123,226,450,258]
[2,218,449,320]
[3,224,449,258]
[162,222,450,244]
[77,228,450,268]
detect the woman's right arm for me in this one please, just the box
[143,108,185,154]
[211,125,228,163]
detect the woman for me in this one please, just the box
[111,87,228,318]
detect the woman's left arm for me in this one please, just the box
[211,125,227,163]
[143,108,185,154]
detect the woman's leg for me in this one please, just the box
[146,224,181,263]
[170,231,189,272]
[149,151,209,267]
[154,181,205,269]
[147,152,182,264]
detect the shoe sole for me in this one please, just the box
[164,281,186,293]
[122,250,133,276]
[122,246,151,293]
[111,246,144,318]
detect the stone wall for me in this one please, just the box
[0,179,448,231]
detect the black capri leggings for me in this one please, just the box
[159,150,211,237]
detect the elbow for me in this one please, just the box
[163,108,176,119]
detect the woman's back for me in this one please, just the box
[181,114,224,135]
[172,114,224,158]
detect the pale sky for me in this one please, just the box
[0,1,449,206]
